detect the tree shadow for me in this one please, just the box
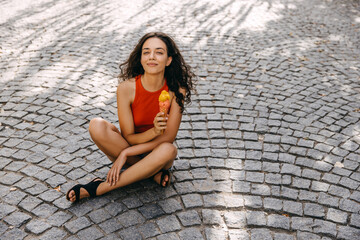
[1,0,360,238]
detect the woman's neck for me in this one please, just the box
[142,73,165,92]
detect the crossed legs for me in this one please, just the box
[67,118,176,202]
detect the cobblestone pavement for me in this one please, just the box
[1,0,360,239]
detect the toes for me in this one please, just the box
[162,175,169,186]
[69,190,75,202]
[154,171,170,187]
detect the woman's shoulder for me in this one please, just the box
[117,77,136,90]
[117,78,136,101]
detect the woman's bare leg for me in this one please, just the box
[68,142,176,201]
[67,118,176,202]
[96,142,177,195]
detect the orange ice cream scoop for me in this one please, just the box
[159,90,170,114]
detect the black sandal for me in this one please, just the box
[153,169,171,188]
[66,178,104,203]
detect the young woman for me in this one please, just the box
[66,32,195,202]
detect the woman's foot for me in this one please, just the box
[153,169,171,187]
[66,178,103,203]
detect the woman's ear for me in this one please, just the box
[166,56,172,66]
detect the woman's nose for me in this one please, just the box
[149,51,155,59]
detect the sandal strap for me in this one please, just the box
[66,184,83,203]
[83,179,103,197]
[66,179,104,202]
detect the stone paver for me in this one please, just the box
[1,0,360,239]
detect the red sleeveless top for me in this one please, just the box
[131,75,169,133]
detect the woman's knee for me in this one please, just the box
[89,118,108,141]
[156,142,177,160]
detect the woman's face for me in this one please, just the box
[141,37,172,75]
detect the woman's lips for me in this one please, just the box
[147,63,158,67]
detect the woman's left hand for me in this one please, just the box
[153,112,168,135]
[107,152,126,186]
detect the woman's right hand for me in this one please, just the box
[153,112,168,135]
[107,152,126,186]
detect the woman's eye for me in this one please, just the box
[143,51,149,55]
[157,52,163,55]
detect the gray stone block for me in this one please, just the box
[302,168,321,180]
[318,192,339,207]
[264,198,282,211]
[157,232,180,240]
[339,199,360,213]
[39,227,67,240]
[265,173,281,184]
[47,211,72,227]
[4,211,32,227]
[224,194,244,208]
[203,193,226,207]
[313,219,337,237]
[311,181,330,192]
[202,209,223,225]
[233,181,250,193]
[1,228,27,240]
[158,198,183,214]
[122,196,143,209]
[177,210,201,226]
[116,210,145,228]
[64,216,92,234]
[281,186,298,200]
[138,222,161,239]
[281,164,302,176]
[181,194,203,208]
[157,215,181,233]
[244,195,263,209]
[339,177,360,190]
[251,183,271,196]
[292,177,311,189]
[178,227,203,240]
[88,208,112,224]
[350,213,360,228]
[229,229,249,240]
[298,190,318,202]
[117,226,142,240]
[326,208,348,224]
[246,211,266,226]
[205,228,227,240]
[328,185,350,198]
[246,172,264,183]
[267,214,290,229]
[98,218,122,234]
[31,203,57,218]
[297,231,320,240]
[250,228,272,240]
[25,219,51,235]
[274,233,294,240]
[224,211,246,228]
[291,217,313,231]
[262,162,280,173]
[304,203,325,217]
[337,226,360,240]
[283,200,303,216]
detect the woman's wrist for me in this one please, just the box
[153,127,161,136]
[119,149,129,161]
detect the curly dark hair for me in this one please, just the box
[118,32,195,113]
